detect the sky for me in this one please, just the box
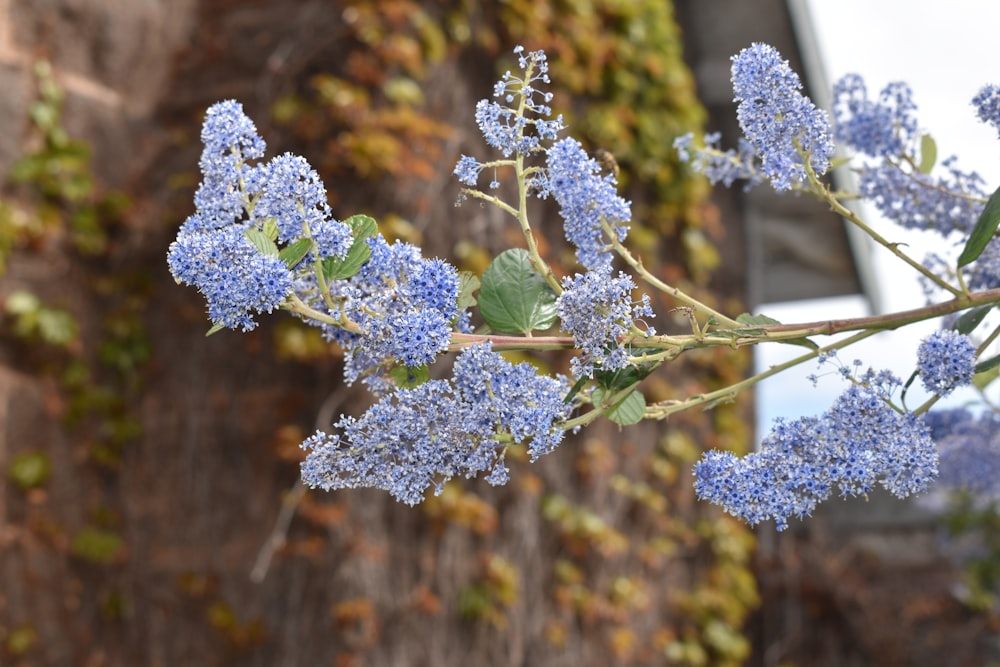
[754,0,1000,431]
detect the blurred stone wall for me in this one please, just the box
[0,0,196,182]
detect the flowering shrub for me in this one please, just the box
[169,44,1000,530]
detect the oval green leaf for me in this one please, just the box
[8,451,51,491]
[389,364,430,388]
[974,352,1000,375]
[456,271,480,311]
[70,527,125,565]
[954,305,993,335]
[478,248,557,334]
[593,387,646,425]
[736,312,781,325]
[322,214,378,281]
[278,237,313,268]
[918,134,937,175]
[958,184,1000,267]
[262,217,280,242]
[595,364,655,391]
[973,364,999,391]
[244,227,278,257]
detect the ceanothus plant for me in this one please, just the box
[169,44,1000,530]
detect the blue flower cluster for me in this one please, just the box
[831,74,988,237]
[298,235,462,392]
[917,329,977,396]
[694,370,938,530]
[673,132,761,189]
[168,100,353,330]
[299,343,571,504]
[832,75,918,158]
[973,84,1000,140]
[167,226,293,331]
[928,408,1000,499]
[856,157,986,237]
[454,47,633,273]
[557,268,654,378]
[253,153,351,260]
[540,138,632,271]
[454,46,564,185]
[730,43,834,190]
[192,100,266,226]
[964,241,1000,292]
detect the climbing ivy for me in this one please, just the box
[1,63,149,659]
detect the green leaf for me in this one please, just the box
[244,228,278,257]
[4,290,40,315]
[593,387,646,425]
[973,364,999,391]
[918,134,937,174]
[781,337,819,350]
[322,214,378,281]
[958,184,1000,267]
[727,313,788,342]
[563,375,589,404]
[478,248,557,334]
[205,323,226,336]
[899,369,920,407]
[70,527,125,565]
[735,312,781,325]
[700,392,738,411]
[595,363,655,391]
[974,353,1000,375]
[343,213,378,236]
[7,451,51,491]
[954,305,993,335]
[278,237,313,268]
[456,271,480,311]
[261,217,279,242]
[35,308,77,346]
[4,290,77,346]
[388,364,429,388]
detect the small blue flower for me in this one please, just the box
[309,218,353,261]
[475,99,527,157]
[917,329,977,396]
[300,380,488,505]
[963,239,1000,292]
[829,74,987,239]
[452,342,571,459]
[453,155,483,186]
[302,236,462,387]
[199,100,267,164]
[381,310,452,368]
